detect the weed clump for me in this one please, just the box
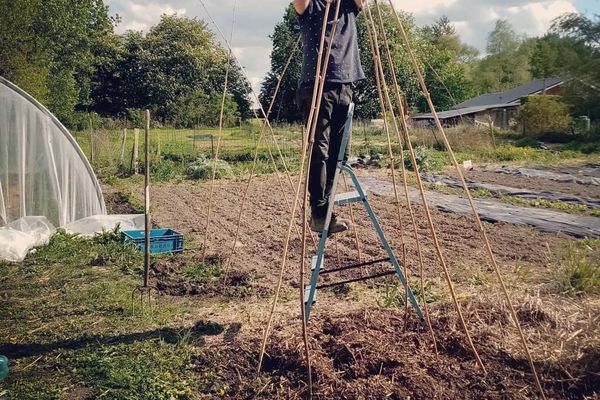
[28,228,141,273]
[403,146,448,172]
[187,156,234,180]
[549,240,600,296]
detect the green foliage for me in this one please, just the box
[550,241,600,296]
[259,5,303,123]
[551,14,600,120]
[404,146,448,172]
[472,20,534,93]
[187,156,234,180]
[517,95,573,136]
[66,340,194,399]
[29,229,141,273]
[183,263,223,284]
[0,0,116,126]
[151,159,180,182]
[261,4,473,121]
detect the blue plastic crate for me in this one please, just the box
[122,229,184,254]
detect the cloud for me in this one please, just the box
[109,1,187,33]
[392,0,578,50]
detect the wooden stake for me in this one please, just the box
[133,128,140,175]
[157,125,161,157]
[120,128,128,163]
[143,110,151,288]
[386,2,546,396]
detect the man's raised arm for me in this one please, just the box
[294,0,310,15]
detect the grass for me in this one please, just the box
[499,195,596,215]
[183,263,223,284]
[78,120,599,193]
[0,230,195,399]
[549,239,600,296]
[377,279,445,309]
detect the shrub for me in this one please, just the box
[187,156,234,180]
[403,146,447,172]
[517,95,573,137]
[151,159,179,181]
[550,240,600,296]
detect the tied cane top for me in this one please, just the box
[297,0,366,86]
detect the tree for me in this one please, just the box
[0,0,117,126]
[487,19,521,55]
[551,13,600,119]
[472,20,533,93]
[89,15,251,127]
[517,95,573,136]
[259,5,303,123]
[260,4,471,121]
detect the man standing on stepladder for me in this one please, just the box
[295,0,366,234]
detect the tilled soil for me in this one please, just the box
[146,172,567,289]
[194,299,599,399]
[106,172,599,399]
[151,256,268,298]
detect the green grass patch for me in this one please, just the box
[0,229,192,399]
[548,240,600,296]
[377,280,444,309]
[499,195,593,214]
[65,340,196,400]
[182,263,223,284]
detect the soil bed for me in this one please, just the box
[461,166,600,199]
[196,299,599,399]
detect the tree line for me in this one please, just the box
[1,1,598,129]
[0,0,251,130]
[260,4,600,122]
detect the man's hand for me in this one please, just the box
[294,0,310,15]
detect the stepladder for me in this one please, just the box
[304,103,424,322]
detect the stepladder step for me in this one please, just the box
[311,255,322,271]
[334,191,364,205]
[304,285,316,305]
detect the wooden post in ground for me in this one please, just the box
[488,115,497,150]
[193,126,197,152]
[156,124,161,158]
[89,115,95,164]
[120,128,128,163]
[143,110,151,288]
[132,128,140,174]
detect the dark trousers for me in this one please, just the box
[297,82,353,219]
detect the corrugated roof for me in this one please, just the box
[450,77,563,110]
[412,104,511,120]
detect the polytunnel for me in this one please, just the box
[0,76,106,227]
[0,77,145,262]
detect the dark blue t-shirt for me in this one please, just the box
[298,0,366,85]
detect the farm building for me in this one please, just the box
[412,77,564,128]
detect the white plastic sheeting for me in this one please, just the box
[0,217,56,262]
[0,76,106,228]
[65,214,145,236]
[0,214,145,262]
[0,77,121,262]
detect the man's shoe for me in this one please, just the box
[309,213,349,234]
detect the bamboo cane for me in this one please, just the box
[386,3,546,396]
[371,0,439,358]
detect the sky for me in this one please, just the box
[104,0,600,95]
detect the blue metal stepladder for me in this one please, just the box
[304,103,424,322]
